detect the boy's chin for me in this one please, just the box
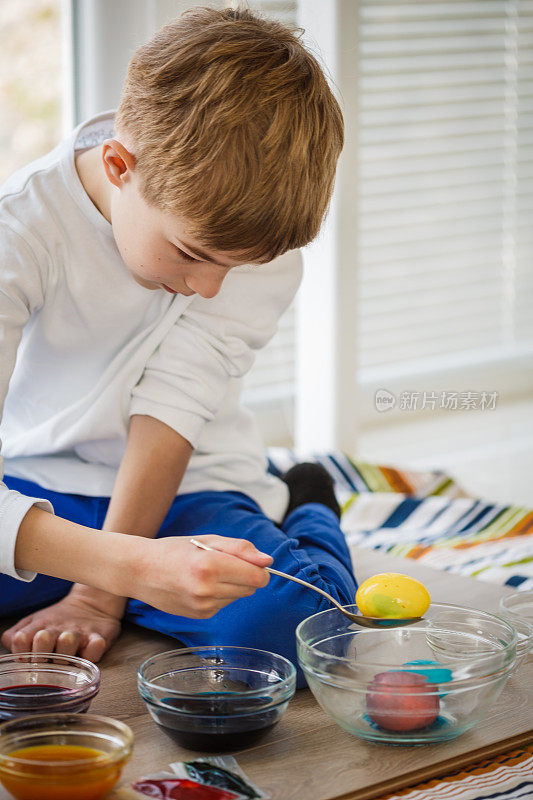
[130,272,160,290]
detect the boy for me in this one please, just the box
[0,6,356,685]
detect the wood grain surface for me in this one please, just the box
[0,547,531,800]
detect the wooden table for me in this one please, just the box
[1,548,532,800]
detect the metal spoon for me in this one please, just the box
[189,538,423,629]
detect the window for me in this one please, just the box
[354,0,533,424]
[0,0,64,184]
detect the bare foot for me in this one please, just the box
[1,594,122,662]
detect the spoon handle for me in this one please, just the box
[265,565,347,613]
[189,538,346,614]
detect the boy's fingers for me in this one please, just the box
[32,628,58,653]
[214,582,259,600]
[207,553,270,589]
[56,631,81,656]
[10,629,32,653]
[1,617,31,646]
[1,616,34,649]
[201,535,273,567]
[80,633,107,663]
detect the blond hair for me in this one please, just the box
[116,5,344,261]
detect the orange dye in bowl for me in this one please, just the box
[0,743,126,800]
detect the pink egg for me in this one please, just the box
[366,670,439,732]
[371,671,427,686]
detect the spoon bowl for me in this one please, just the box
[189,539,424,629]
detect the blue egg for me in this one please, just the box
[401,659,453,684]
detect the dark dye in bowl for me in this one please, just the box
[0,654,100,721]
[145,691,281,751]
[0,685,92,721]
[138,647,296,752]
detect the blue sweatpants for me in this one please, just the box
[0,475,357,687]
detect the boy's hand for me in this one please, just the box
[1,593,122,661]
[128,534,272,619]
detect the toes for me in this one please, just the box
[55,631,81,657]
[80,633,107,663]
[31,629,58,653]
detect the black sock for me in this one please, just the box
[281,462,341,519]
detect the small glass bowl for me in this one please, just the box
[297,602,517,745]
[500,590,533,623]
[0,653,100,721]
[499,591,533,667]
[0,713,133,800]
[138,646,296,752]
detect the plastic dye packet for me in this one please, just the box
[112,756,269,800]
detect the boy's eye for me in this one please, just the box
[174,245,198,263]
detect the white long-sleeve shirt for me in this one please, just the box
[0,111,301,581]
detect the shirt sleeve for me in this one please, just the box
[130,251,303,447]
[0,222,55,581]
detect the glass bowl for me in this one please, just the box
[296,602,517,745]
[500,590,533,623]
[0,653,100,721]
[138,646,296,752]
[0,713,133,800]
[499,591,533,667]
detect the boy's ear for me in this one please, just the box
[101,139,136,189]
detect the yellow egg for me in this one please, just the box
[355,572,431,618]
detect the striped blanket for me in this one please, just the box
[267,449,533,591]
[382,744,533,800]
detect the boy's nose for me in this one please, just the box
[186,268,226,299]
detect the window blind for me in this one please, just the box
[355,0,533,389]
